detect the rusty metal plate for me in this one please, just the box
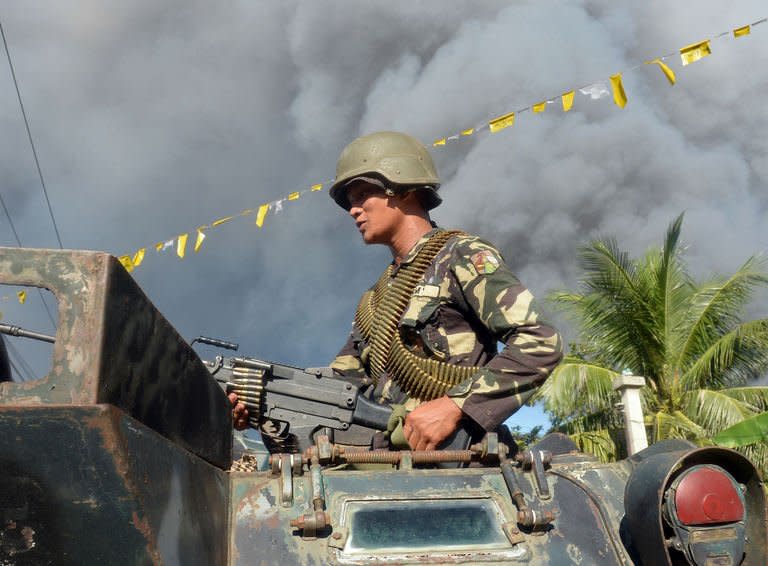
[0,404,229,564]
[0,247,232,467]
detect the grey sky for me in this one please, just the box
[1,2,766,393]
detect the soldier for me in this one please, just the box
[326,131,562,450]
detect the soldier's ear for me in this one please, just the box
[404,190,432,215]
[386,190,408,209]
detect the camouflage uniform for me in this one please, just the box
[331,227,562,433]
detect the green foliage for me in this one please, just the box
[539,213,768,475]
[507,424,544,451]
[714,411,768,447]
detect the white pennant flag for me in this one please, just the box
[579,82,610,100]
[156,239,174,252]
[274,199,284,213]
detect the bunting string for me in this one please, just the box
[430,17,765,144]
[111,18,764,274]
[116,180,332,273]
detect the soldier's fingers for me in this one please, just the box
[228,392,239,405]
[407,428,422,450]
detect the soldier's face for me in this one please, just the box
[346,182,402,245]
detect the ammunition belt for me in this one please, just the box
[354,230,482,402]
[229,359,299,453]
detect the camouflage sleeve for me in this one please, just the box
[444,237,563,430]
[330,322,367,378]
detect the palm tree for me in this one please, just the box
[539,214,768,473]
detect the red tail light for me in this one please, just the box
[672,465,744,525]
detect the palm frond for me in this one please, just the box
[538,360,619,417]
[672,410,712,442]
[651,410,706,442]
[717,387,768,413]
[579,237,639,295]
[680,319,768,390]
[568,429,618,462]
[735,442,768,479]
[548,291,585,309]
[680,389,753,434]
[651,214,693,373]
[549,407,622,436]
[560,239,665,379]
[542,216,768,475]
[676,255,768,370]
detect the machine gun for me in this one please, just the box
[194,336,472,454]
[203,355,394,452]
[0,325,468,454]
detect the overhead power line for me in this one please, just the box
[0,19,64,249]
[4,334,37,382]
[0,19,60,334]
[7,356,27,381]
[0,192,58,330]
[0,192,23,245]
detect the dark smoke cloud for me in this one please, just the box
[1,1,765,390]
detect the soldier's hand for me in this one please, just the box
[228,392,250,431]
[403,396,463,451]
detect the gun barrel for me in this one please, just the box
[0,323,55,343]
[192,336,239,351]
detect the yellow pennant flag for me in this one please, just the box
[461,128,474,136]
[562,91,575,112]
[118,255,134,272]
[646,58,676,85]
[311,183,323,192]
[733,25,750,38]
[239,208,255,216]
[433,138,446,146]
[532,101,547,114]
[212,215,234,228]
[609,73,627,108]
[680,40,711,66]
[255,204,269,228]
[287,192,300,201]
[177,233,188,258]
[17,290,26,304]
[489,111,515,133]
[132,248,145,268]
[194,229,206,253]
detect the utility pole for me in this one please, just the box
[612,372,648,455]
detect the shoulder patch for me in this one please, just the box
[471,250,500,275]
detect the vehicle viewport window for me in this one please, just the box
[343,498,511,554]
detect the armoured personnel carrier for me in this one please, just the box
[0,247,765,565]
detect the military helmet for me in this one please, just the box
[329,131,442,210]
